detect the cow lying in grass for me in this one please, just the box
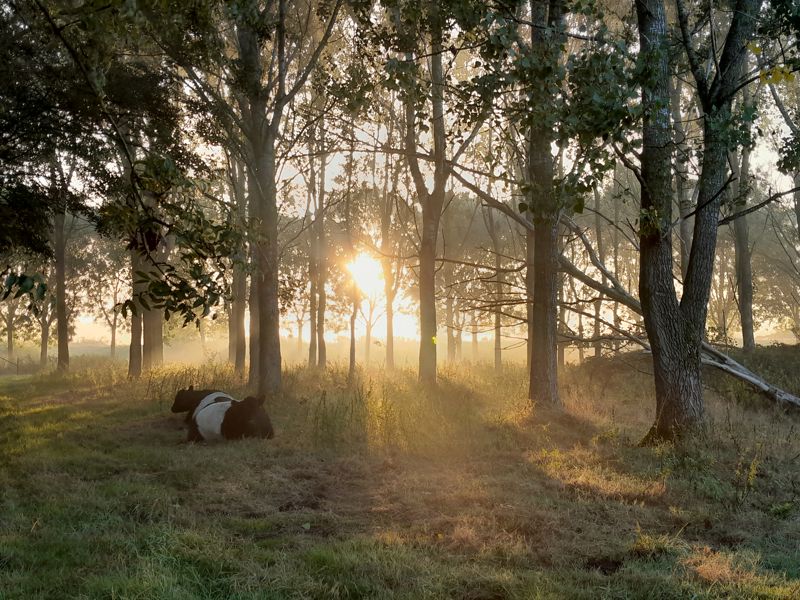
[171,386,275,442]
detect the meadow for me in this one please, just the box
[1,351,799,599]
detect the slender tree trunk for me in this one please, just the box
[593,188,604,357]
[446,286,456,362]
[308,271,318,366]
[317,132,328,370]
[110,313,117,359]
[53,210,69,372]
[731,92,755,352]
[526,227,535,368]
[5,305,15,360]
[471,310,478,361]
[128,250,143,378]
[494,249,502,372]
[40,319,49,368]
[348,299,357,383]
[248,273,260,385]
[228,158,247,374]
[672,77,693,278]
[365,304,373,364]
[406,26,447,385]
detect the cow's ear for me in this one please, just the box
[188,385,194,391]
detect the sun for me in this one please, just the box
[347,253,384,299]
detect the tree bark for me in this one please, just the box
[40,318,49,368]
[53,210,69,372]
[316,124,328,370]
[637,0,703,442]
[526,0,564,407]
[593,188,604,357]
[128,249,143,378]
[228,157,247,374]
[404,16,448,384]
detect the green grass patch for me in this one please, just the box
[1,355,799,599]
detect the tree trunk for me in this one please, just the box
[385,282,395,368]
[40,319,49,369]
[530,218,561,405]
[526,227,535,368]
[110,313,117,360]
[142,307,163,370]
[316,131,328,370]
[418,206,441,382]
[248,271,260,385]
[446,286,456,362]
[253,132,282,395]
[128,249,143,378]
[228,157,247,374]
[348,299,357,383]
[494,249,502,372]
[471,310,478,361]
[593,188,604,357]
[230,266,247,373]
[54,210,69,372]
[637,0,703,441]
[526,0,564,407]
[406,28,447,385]
[731,106,755,352]
[5,305,14,360]
[671,76,693,279]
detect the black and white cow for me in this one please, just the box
[171,386,275,442]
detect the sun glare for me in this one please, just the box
[347,253,384,299]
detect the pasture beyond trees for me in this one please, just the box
[1,355,799,599]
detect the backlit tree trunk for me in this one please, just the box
[53,209,69,372]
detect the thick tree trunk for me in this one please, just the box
[418,205,441,382]
[530,217,561,405]
[526,228,535,368]
[253,134,282,395]
[142,307,163,371]
[526,0,564,406]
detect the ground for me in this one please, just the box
[1,352,799,599]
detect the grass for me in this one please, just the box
[1,351,799,599]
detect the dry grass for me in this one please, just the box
[1,351,799,599]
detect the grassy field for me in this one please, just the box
[1,352,799,599]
